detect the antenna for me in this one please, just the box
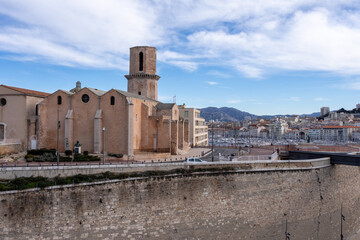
[173,95,176,103]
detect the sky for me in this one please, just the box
[0,0,360,115]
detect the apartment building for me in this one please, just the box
[322,125,360,142]
[179,106,208,146]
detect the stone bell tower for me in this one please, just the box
[125,46,160,101]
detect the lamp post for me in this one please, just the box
[211,115,214,162]
[56,106,60,166]
[102,127,105,165]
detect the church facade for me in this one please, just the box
[38,46,189,159]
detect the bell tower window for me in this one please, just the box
[110,96,115,105]
[139,52,143,71]
[57,96,62,105]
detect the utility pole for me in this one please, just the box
[56,106,60,166]
[211,115,214,162]
[102,127,105,165]
[156,119,159,152]
[248,126,251,154]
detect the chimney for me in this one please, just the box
[76,81,81,92]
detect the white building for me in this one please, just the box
[322,126,360,142]
[308,128,321,141]
[179,105,208,146]
[269,120,288,139]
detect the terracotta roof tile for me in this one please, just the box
[1,85,50,97]
[323,125,360,129]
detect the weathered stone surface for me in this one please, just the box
[0,165,359,239]
[0,143,22,155]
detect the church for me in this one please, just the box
[38,46,189,159]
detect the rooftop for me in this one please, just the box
[156,103,176,110]
[323,125,360,129]
[1,85,50,98]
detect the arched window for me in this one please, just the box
[35,104,39,116]
[57,96,62,105]
[139,52,143,71]
[110,96,115,105]
[0,123,5,142]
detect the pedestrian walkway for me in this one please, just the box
[167,147,211,162]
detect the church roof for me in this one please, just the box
[87,88,107,96]
[114,89,158,102]
[58,90,74,95]
[156,103,176,110]
[0,85,50,98]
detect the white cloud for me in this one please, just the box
[0,0,164,68]
[207,70,231,78]
[235,64,263,79]
[166,60,198,72]
[205,81,218,85]
[1,0,360,77]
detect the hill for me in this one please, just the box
[199,107,320,122]
[199,107,256,122]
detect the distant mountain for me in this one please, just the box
[300,112,321,117]
[200,107,256,122]
[199,107,321,122]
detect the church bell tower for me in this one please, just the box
[125,46,160,101]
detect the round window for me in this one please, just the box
[0,98,6,106]
[82,94,89,103]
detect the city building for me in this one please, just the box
[269,119,288,139]
[321,125,360,142]
[179,106,208,146]
[320,107,330,117]
[0,85,49,152]
[308,128,321,140]
[38,46,190,159]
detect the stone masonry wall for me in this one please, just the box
[0,165,360,239]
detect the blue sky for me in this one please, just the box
[0,1,360,115]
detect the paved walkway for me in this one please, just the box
[168,147,211,161]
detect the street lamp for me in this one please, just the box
[56,106,60,166]
[102,127,105,165]
[211,115,214,162]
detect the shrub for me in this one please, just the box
[83,151,89,156]
[108,153,123,158]
[27,148,56,156]
[64,150,72,156]
[73,153,100,162]
[33,152,55,162]
[25,154,34,162]
[59,156,72,162]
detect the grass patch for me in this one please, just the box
[0,166,238,192]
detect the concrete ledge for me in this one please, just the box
[0,157,331,180]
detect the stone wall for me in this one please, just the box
[0,164,360,239]
[0,158,330,180]
[0,143,22,155]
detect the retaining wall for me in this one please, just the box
[0,162,360,239]
[0,158,330,180]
